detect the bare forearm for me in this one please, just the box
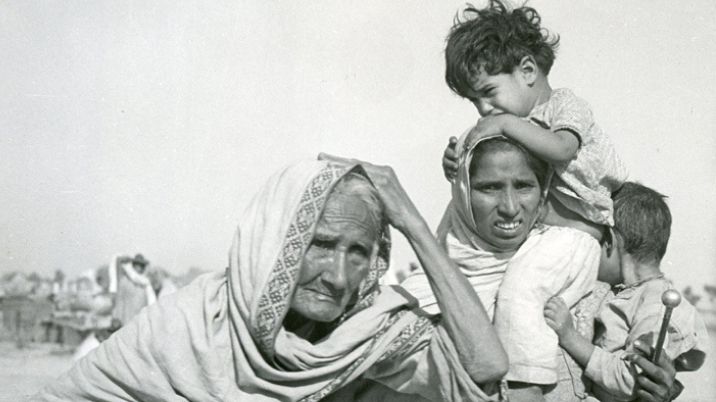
[402,217,508,383]
[501,117,578,164]
[558,328,594,367]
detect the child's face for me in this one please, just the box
[465,67,535,118]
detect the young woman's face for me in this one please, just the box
[470,148,543,251]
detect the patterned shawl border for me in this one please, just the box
[252,163,393,357]
[254,164,347,355]
[299,309,408,402]
[374,313,436,365]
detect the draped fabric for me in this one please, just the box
[35,160,495,402]
[403,134,544,319]
[436,133,550,250]
[402,134,601,396]
[401,231,514,319]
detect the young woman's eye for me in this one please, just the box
[516,181,537,191]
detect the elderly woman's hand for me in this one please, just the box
[318,153,423,234]
[319,153,509,384]
[627,340,681,401]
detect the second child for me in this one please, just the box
[544,182,708,401]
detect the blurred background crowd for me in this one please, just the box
[0,253,208,354]
[1,257,714,354]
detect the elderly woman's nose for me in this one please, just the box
[322,251,349,290]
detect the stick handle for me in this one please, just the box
[651,307,673,363]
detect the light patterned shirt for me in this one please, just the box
[529,88,628,226]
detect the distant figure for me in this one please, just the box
[70,268,116,361]
[147,267,179,299]
[109,253,156,326]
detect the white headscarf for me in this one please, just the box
[404,135,550,319]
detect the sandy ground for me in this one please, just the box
[0,342,74,402]
[1,336,714,401]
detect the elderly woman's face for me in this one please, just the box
[470,147,543,251]
[291,193,378,322]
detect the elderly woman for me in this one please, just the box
[403,136,679,402]
[35,159,506,402]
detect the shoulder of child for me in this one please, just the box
[633,279,708,356]
[636,278,671,304]
[542,88,596,140]
[551,88,593,115]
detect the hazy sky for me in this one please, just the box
[1,0,714,291]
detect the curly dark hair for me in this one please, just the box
[612,182,672,265]
[445,0,560,99]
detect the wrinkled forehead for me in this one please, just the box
[320,192,381,240]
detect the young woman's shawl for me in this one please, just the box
[35,160,495,402]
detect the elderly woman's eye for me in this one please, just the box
[348,251,370,267]
[312,239,334,250]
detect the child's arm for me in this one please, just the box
[544,297,639,401]
[471,114,579,164]
[543,297,594,366]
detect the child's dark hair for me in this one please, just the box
[445,0,560,99]
[612,182,672,265]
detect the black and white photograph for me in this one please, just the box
[1,1,714,401]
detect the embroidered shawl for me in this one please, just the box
[35,160,494,402]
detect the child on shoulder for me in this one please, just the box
[441,0,627,398]
[544,182,708,402]
[442,0,627,238]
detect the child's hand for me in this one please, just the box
[544,296,574,339]
[442,136,459,181]
[627,340,681,401]
[466,115,508,147]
